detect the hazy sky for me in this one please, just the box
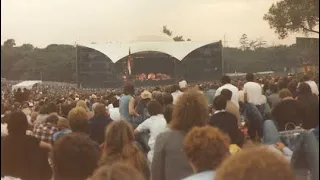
[1,0,317,48]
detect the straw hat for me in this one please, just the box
[140,90,152,100]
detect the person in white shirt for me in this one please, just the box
[135,100,167,163]
[243,73,263,105]
[171,85,183,105]
[302,74,319,96]
[108,98,121,121]
[214,75,239,108]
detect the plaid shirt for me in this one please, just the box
[33,123,59,144]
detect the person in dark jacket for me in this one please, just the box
[1,111,52,180]
[272,89,305,131]
[209,95,244,147]
[89,103,112,144]
[296,83,319,129]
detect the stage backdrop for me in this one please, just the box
[77,41,222,88]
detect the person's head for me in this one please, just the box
[269,83,278,94]
[93,103,106,117]
[215,146,298,180]
[61,103,74,118]
[52,133,99,180]
[163,93,173,105]
[67,107,89,133]
[297,82,312,96]
[112,99,120,108]
[152,91,164,106]
[277,80,287,91]
[170,90,208,133]
[140,90,152,101]
[221,75,231,85]
[102,120,134,156]
[46,102,58,114]
[76,100,89,112]
[163,105,174,124]
[7,111,28,135]
[109,96,120,108]
[246,73,254,82]
[171,85,180,93]
[101,120,146,175]
[279,88,293,99]
[13,102,21,111]
[147,100,163,116]
[57,118,70,130]
[184,126,230,173]
[45,114,59,125]
[123,83,135,95]
[91,163,145,180]
[220,89,232,101]
[302,74,310,81]
[213,95,227,111]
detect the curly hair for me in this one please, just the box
[52,133,99,180]
[100,120,149,179]
[67,107,89,133]
[170,89,208,132]
[215,146,298,180]
[183,126,230,172]
[91,163,145,180]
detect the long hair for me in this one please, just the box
[100,121,147,176]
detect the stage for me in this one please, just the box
[76,41,223,88]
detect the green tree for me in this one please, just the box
[3,39,16,48]
[239,34,249,51]
[162,25,191,41]
[162,26,172,36]
[263,0,319,39]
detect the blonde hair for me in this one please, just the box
[67,107,89,133]
[76,100,89,112]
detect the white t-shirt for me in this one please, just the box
[305,80,319,95]
[243,82,263,105]
[238,90,245,102]
[171,90,183,105]
[136,114,167,162]
[215,83,239,108]
[109,108,121,121]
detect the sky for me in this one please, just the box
[1,0,318,48]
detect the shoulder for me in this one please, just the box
[156,129,181,143]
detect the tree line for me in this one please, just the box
[1,38,301,82]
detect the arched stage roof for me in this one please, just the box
[78,41,221,63]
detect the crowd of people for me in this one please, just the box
[1,72,319,180]
[135,73,171,81]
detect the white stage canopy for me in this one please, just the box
[78,41,220,63]
[12,80,42,91]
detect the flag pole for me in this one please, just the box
[75,42,79,88]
